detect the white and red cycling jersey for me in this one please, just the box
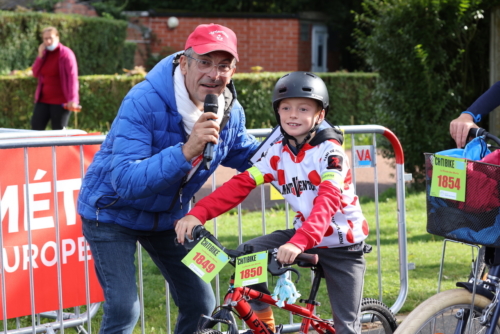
[188,131,369,251]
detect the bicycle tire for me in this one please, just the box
[360,298,398,333]
[394,288,500,334]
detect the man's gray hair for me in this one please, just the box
[184,47,196,64]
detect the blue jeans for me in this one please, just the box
[82,218,215,334]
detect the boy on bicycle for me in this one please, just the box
[176,71,369,334]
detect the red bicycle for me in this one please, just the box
[180,225,397,334]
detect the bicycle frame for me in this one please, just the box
[222,284,335,334]
[211,258,335,334]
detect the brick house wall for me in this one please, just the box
[127,14,329,73]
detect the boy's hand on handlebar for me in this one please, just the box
[277,243,302,264]
[175,215,202,245]
[450,113,478,148]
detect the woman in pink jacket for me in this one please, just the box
[31,26,79,130]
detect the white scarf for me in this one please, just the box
[174,66,225,135]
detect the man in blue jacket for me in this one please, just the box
[78,23,259,334]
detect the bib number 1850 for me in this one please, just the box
[239,267,263,279]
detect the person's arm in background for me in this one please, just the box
[60,46,79,109]
[450,81,500,148]
[32,43,46,77]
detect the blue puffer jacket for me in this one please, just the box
[77,52,259,231]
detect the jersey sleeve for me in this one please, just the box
[188,171,257,223]
[288,181,342,250]
[187,159,278,223]
[318,143,350,191]
[288,142,347,250]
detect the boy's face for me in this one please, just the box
[278,97,325,145]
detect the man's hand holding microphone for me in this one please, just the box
[181,94,219,164]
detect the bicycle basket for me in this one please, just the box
[425,153,500,247]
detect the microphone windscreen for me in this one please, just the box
[204,94,218,114]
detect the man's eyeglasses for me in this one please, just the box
[184,55,235,77]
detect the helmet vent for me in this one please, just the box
[278,88,287,94]
[302,87,312,92]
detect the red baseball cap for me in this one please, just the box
[185,23,239,61]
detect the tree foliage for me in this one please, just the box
[354,0,497,184]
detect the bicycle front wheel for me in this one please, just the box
[394,288,500,334]
[361,298,398,333]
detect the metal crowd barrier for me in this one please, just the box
[0,128,87,140]
[0,125,408,333]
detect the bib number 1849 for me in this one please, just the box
[193,252,215,273]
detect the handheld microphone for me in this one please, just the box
[202,94,218,170]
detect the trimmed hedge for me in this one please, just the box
[0,72,378,132]
[0,75,145,131]
[0,11,135,75]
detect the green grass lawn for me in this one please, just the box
[2,188,480,333]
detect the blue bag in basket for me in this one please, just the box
[450,214,500,246]
[436,136,490,160]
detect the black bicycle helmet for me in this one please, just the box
[272,71,330,150]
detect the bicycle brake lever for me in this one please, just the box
[288,267,301,283]
[267,252,301,282]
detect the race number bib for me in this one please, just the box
[430,154,466,202]
[181,237,229,283]
[234,251,268,287]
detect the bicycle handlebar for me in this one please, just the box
[181,225,319,265]
[294,252,319,265]
[468,127,500,147]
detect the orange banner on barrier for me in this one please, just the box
[0,143,104,319]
